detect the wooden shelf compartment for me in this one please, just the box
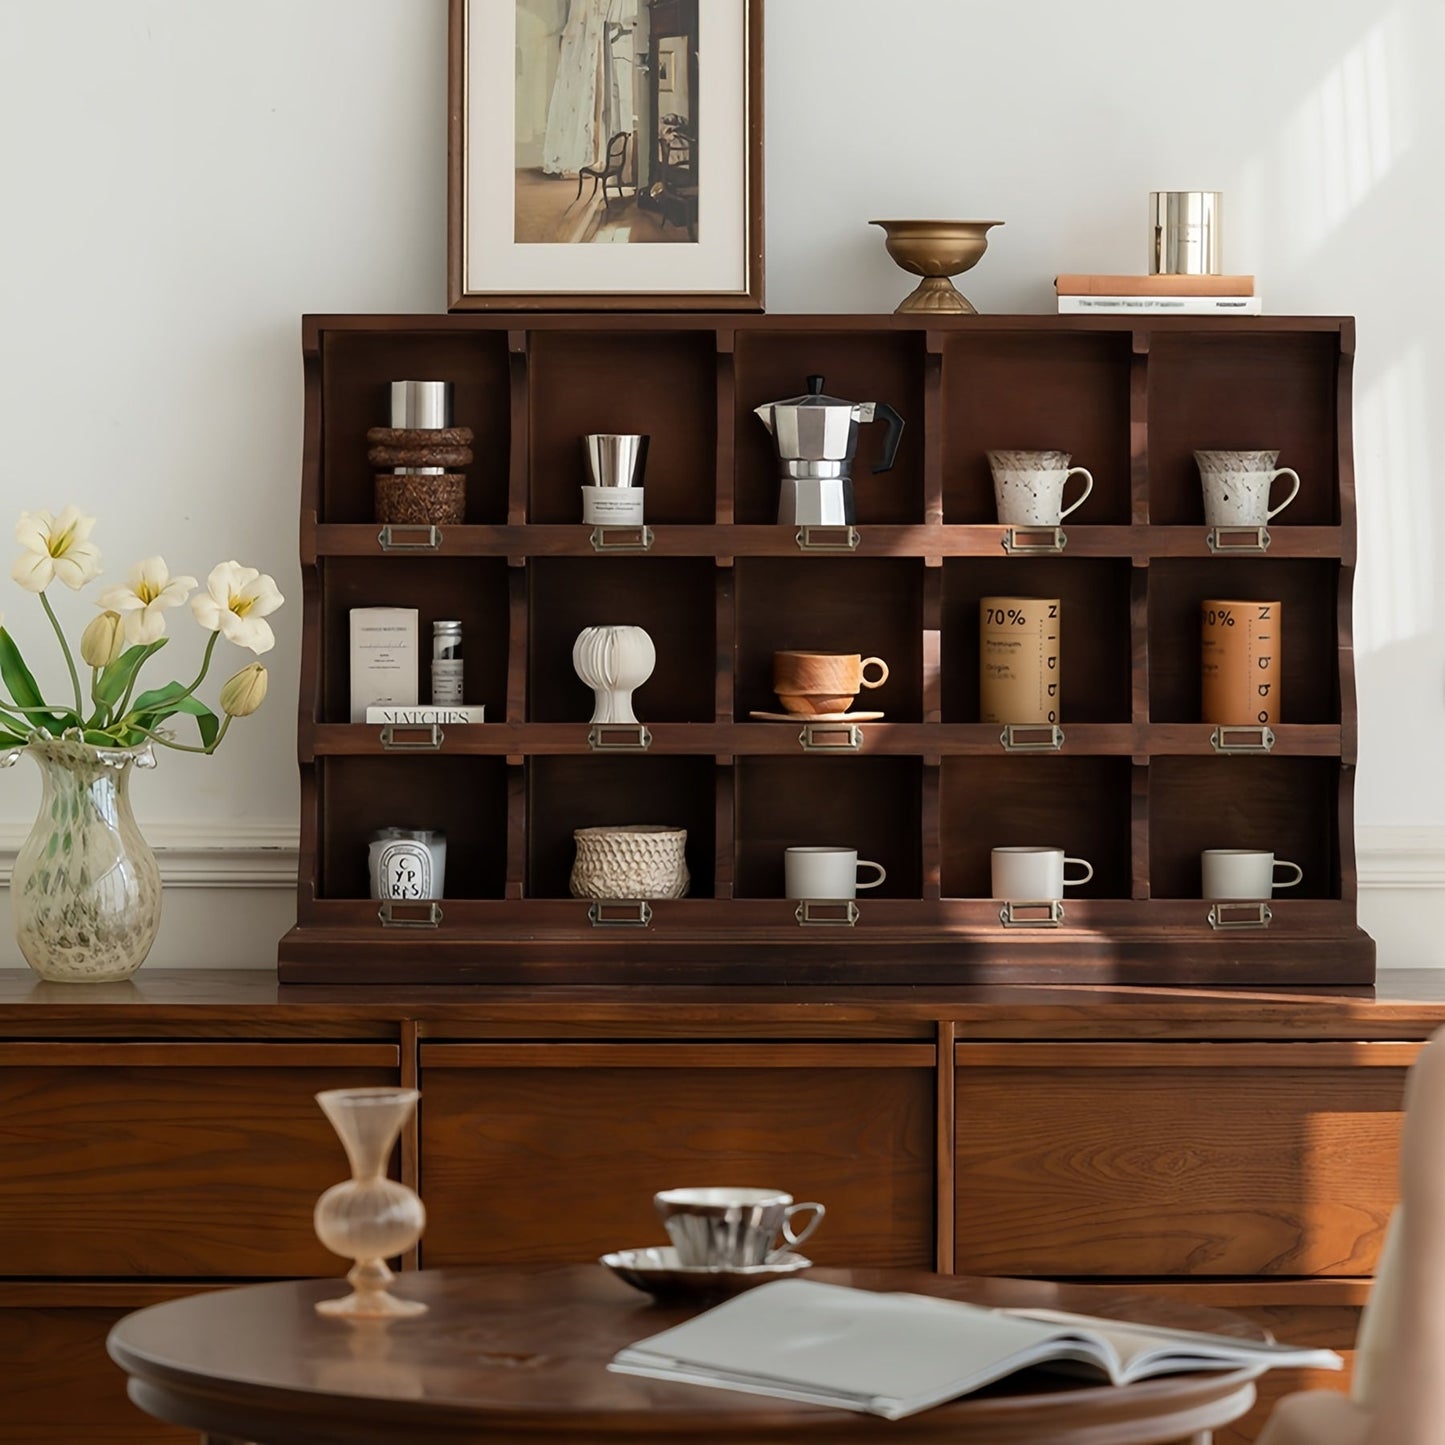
[733,329,926,525]
[527,556,718,723]
[526,754,717,899]
[940,756,1134,900]
[1146,328,1343,526]
[734,557,923,722]
[940,558,1134,724]
[527,329,717,525]
[316,755,508,901]
[318,328,511,525]
[1148,755,1343,901]
[1146,558,1342,725]
[318,556,510,724]
[939,330,1134,525]
[733,756,923,901]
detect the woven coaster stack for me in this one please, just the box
[368,425,475,525]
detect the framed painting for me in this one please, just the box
[448,0,764,311]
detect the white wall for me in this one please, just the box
[0,0,1440,969]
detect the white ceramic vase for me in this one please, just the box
[571,625,656,724]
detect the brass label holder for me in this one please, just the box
[377,524,442,552]
[589,900,653,927]
[379,723,445,751]
[1002,526,1067,555]
[795,525,860,553]
[378,900,443,928]
[1210,724,1275,754]
[588,723,652,752]
[999,899,1065,928]
[999,724,1065,752]
[1208,901,1273,930]
[799,723,863,752]
[589,525,654,553]
[795,900,860,927]
[1207,525,1270,554]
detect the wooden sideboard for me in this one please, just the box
[2,969,1440,1443]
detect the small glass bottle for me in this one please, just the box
[431,620,463,705]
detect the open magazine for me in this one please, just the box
[608,1279,1342,1420]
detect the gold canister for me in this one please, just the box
[1201,599,1280,726]
[980,597,1060,724]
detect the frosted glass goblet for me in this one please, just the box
[313,1086,427,1319]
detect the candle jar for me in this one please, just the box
[368,828,447,900]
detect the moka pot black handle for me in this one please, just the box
[869,402,905,474]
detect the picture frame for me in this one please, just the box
[448,0,764,312]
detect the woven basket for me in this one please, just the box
[570,825,689,900]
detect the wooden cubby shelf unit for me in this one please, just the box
[284,313,1371,985]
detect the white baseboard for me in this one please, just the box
[1355,826,1445,889]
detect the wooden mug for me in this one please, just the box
[1201,599,1280,726]
[773,651,889,716]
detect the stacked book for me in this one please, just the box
[1055,273,1259,315]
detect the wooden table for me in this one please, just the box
[108,1265,1265,1444]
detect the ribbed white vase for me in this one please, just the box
[571,625,656,724]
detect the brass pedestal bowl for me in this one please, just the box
[870,219,1003,314]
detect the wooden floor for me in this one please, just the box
[513,167,688,244]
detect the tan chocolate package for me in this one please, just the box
[1201,599,1281,726]
[980,597,1061,724]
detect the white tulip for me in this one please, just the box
[189,560,285,654]
[98,556,197,645]
[11,506,101,592]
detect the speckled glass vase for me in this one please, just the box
[1,736,161,983]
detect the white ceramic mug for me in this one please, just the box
[784,847,887,900]
[1195,450,1301,526]
[987,449,1094,526]
[1202,849,1303,900]
[991,846,1093,901]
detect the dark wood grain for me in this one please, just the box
[0,1301,195,1441]
[954,1044,1407,1278]
[109,1267,1265,1444]
[417,1055,935,1269]
[0,1057,396,1276]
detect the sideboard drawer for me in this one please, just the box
[0,1285,204,1442]
[953,1042,1412,1277]
[418,1042,936,1268]
[0,1043,398,1276]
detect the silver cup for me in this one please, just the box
[584,433,649,488]
[653,1186,826,1267]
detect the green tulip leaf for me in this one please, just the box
[130,680,220,749]
[94,639,166,709]
[0,628,76,735]
[0,627,43,710]
[168,695,220,749]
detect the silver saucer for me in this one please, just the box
[600,1246,813,1301]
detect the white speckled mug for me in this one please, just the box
[1195,450,1300,526]
[987,450,1094,526]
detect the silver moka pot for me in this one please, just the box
[754,375,905,526]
